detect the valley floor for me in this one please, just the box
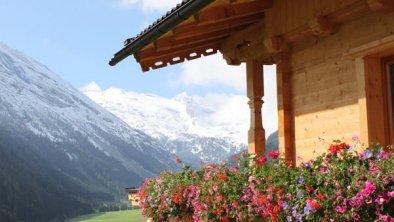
[69,210,145,222]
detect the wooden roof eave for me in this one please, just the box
[135,0,272,72]
[109,0,216,66]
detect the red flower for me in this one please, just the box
[175,156,182,164]
[329,143,350,155]
[218,174,227,181]
[256,156,267,165]
[306,185,314,193]
[317,191,325,200]
[231,155,237,161]
[269,150,280,159]
[329,144,339,155]
[232,201,239,208]
[220,216,229,222]
[339,142,350,150]
[258,195,266,205]
[207,163,216,168]
[273,205,280,213]
[307,197,322,209]
[172,193,182,204]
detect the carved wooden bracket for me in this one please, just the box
[221,23,291,66]
[221,49,243,66]
[308,16,333,36]
[264,36,289,54]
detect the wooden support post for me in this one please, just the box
[363,56,390,146]
[246,59,266,155]
[277,54,295,166]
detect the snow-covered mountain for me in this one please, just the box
[0,42,178,221]
[82,83,249,163]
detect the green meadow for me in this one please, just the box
[69,210,145,222]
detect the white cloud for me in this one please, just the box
[262,65,278,137]
[172,54,278,133]
[117,0,182,12]
[172,54,247,92]
[172,54,278,136]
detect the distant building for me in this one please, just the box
[125,187,140,209]
[110,0,394,164]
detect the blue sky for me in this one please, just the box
[0,0,278,133]
[0,0,251,97]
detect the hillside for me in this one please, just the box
[0,42,178,221]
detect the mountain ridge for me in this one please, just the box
[0,42,178,221]
[82,84,250,164]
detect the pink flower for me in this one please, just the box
[349,197,362,208]
[365,197,373,204]
[352,135,360,142]
[361,181,375,197]
[378,150,389,160]
[375,197,385,205]
[213,184,218,192]
[269,150,279,159]
[335,205,346,213]
[352,213,360,221]
[320,166,327,173]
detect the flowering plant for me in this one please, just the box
[138,166,195,221]
[138,143,394,222]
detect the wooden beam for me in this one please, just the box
[367,0,394,11]
[195,0,271,23]
[139,13,264,61]
[278,0,369,43]
[173,12,264,37]
[154,25,246,50]
[364,56,390,146]
[276,53,295,166]
[345,34,394,58]
[355,57,370,145]
[246,59,265,155]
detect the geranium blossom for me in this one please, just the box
[269,150,280,159]
[137,143,393,221]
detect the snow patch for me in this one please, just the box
[80,82,102,92]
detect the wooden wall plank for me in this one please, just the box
[282,5,394,162]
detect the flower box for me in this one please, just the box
[138,143,394,221]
